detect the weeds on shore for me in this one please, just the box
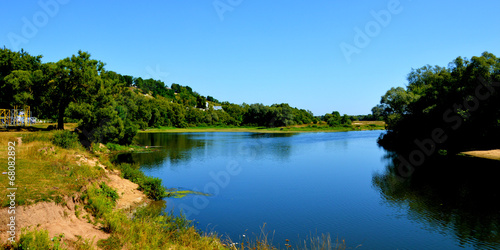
[81,184,225,249]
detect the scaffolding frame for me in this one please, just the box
[0,106,35,127]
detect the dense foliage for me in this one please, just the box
[1,48,357,145]
[376,52,500,153]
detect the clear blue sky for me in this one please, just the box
[1,1,499,115]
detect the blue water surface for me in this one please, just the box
[122,131,500,249]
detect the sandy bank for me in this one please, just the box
[0,170,149,248]
[461,149,500,161]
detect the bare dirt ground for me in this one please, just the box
[106,172,149,212]
[0,197,108,247]
[0,171,149,248]
[462,149,500,161]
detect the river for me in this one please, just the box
[115,130,500,249]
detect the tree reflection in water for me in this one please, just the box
[373,152,500,249]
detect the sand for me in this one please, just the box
[461,149,500,161]
[0,171,149,248]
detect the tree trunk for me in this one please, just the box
[57,106,65,130]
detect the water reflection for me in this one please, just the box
[373,153,500,249]
[111,133,205,168]
[113,132,296,169]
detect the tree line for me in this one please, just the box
[0,48,362,145]
[374,52,500,153]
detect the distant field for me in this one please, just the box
[351,120,385,126]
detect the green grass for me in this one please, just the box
[2,228,93,250]
[0,131,105,206]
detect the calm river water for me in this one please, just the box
[116,131,500,249]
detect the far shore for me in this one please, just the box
[0,121,386,134]
[138,121,386,134]
[139,126,385,134]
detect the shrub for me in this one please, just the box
[120,164,143,183]
[119,164,167,201]
[141,177,167,201]
[51,130,79,149]
[105,143,122,151]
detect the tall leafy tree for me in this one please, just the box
[47,51,105,129]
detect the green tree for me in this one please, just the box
[371,104,385,121]
[0,48,44,111]
[325,111,341,127]
[378,52,500,152]
[47,50,105,129]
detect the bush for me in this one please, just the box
[106,143,123,151]
[51,130,79,149]
[119,164,167,201]
[120,164,143,183]
[141,177,167,201]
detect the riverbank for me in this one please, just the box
[140,121,385,133]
